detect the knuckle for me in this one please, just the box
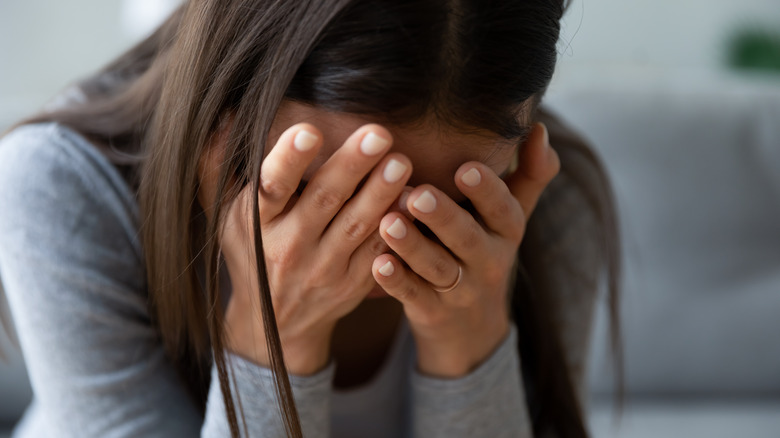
[489,198,512,219]
[367,233,389,255]
[364,182,390,204]
[428,256,452,281]
[341,213,372,241]
[436,206,458,226]
[261,176,294,198]
[396,282,418,301]
[449,221,482,255]
[450,292,477,309]
[343,157,367,177]
[309,263,332,283]
[418,308,445,327]
[264,232,305,271]
[461,222,483,250]
[482,262,507,288]
[267,247,294,272]
[310,183,345,211]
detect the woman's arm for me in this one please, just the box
[370,123,558,437]
[0,123,333,437]
[202,352,334,437]
[401,112,607,436]
[409,324,532,437]
[0,123,202,436]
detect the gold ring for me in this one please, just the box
[432,265,462,293]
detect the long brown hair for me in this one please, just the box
[3,1,621,437]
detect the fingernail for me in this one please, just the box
[461,168,481,187]
[294,130,318,151]
[412,190,436,213]
[378,261,395,276]
[360,132,389,156]
[398,189,411,211]
[386,218,407,239]
[539,122,549,149]
[383,159,407,183]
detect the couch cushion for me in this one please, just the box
[546,67,780,395]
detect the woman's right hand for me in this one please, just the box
[215,123,411,375]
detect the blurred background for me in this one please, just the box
[1,1,779,437]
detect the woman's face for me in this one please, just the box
[198,101,535,304]
[255,101,524,300]
[268,101,519,203]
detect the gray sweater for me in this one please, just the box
[0,120,600,437]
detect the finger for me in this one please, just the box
[504,122,560,218]
[342,185,415,293]
[322,153,412,256]
[395,186,415,219]
[454,162,525,242]
[349,230,392,291]
[403,185,489,265]
[294,124,393,233]
[258,123,322,223]
[372,254,437,312]
[378,212,465,290]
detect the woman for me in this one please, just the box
[0,0,620,437]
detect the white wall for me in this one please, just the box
[2,0,779,129]
[0,0,178,129]
[2,0,779,127]
[555,0,780,71]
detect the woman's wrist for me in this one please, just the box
[280,331,333,376]
[224,281,335,376]
[414,316,510,378]
[226,327,333,376]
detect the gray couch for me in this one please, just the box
[545,66,780,437]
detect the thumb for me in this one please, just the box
[504,122,560,218]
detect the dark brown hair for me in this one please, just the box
[3,1,621,437]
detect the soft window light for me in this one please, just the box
[120,0,181,39]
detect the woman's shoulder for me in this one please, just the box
[0,121,137,207]
[0,121,144,282]
[0,121,139,211]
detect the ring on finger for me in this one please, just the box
[431,265,463,293]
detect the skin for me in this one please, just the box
[197,101,560,380]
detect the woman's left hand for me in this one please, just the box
[372,123,559,378]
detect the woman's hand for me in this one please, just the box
[372,123,559,378]
[215,123,412,375]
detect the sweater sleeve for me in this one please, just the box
[202,353,334,437]
[0,124,333,437]
[410,324,532,438]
